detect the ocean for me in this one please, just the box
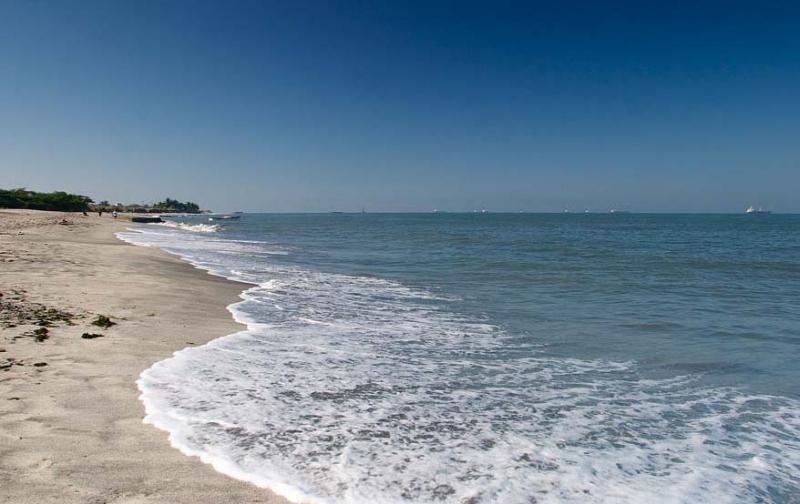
[118,213,800,504]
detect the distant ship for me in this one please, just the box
[609,209,630,214]
[745,206,771,214]
[208,214,241,221]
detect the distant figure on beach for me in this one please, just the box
[112,210,118,219]
[82,211,88,216]
[98,210,102,217]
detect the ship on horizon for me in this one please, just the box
[745,206,771,214]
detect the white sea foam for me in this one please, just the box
[120,226,800,504]
[159,220,222,233]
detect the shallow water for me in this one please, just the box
[119,213,800,503]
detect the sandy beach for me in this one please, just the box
[0,210,287,504]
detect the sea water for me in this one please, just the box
[117,213,800,504]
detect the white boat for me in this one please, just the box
[208,214,241,221]
[745,206,771,214]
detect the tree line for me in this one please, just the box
[150,198,200,213]
[0,188,93,212]
[0,188,203,214]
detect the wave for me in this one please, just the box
[119,227,800,504]
[159,220,222,233]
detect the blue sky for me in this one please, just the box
[1,1,798,212]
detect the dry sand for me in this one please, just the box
[0,210,288,504]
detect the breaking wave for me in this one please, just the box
[159,220,221,233]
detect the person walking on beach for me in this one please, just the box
[112,210,118,219]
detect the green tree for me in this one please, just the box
[0,188,93,212]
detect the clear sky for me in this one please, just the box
[1,1,798,213]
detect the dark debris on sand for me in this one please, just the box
[0,289,78,328]
[27,327,49,342]
[0,291,116,370]
[90,315,116,329]
[0,357,25,371]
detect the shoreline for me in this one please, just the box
[0,210,288,504]
[118,225,325,503]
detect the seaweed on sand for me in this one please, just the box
[90,315,116,329]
